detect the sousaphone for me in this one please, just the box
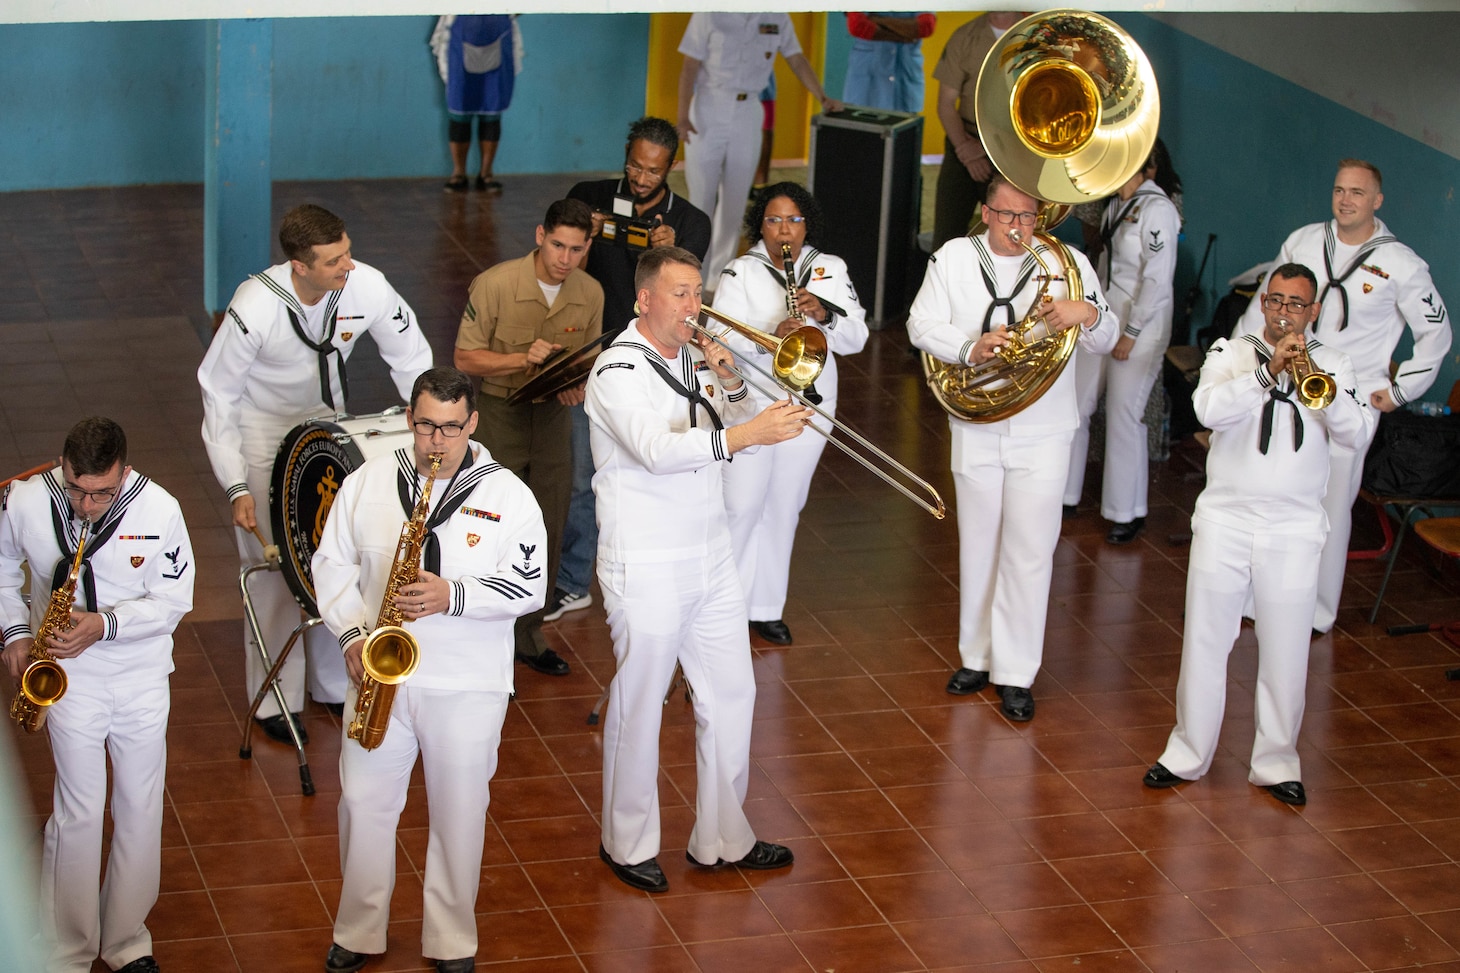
[921,9,1160,423]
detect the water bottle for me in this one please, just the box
[1410,401,1452,417]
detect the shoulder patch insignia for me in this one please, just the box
[1148,229,1165,252]
[721,268,737,278]
[596,361,635,375]
[227,307,248,334]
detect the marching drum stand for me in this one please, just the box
[236,535,323,796]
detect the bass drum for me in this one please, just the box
[269,408,412,616]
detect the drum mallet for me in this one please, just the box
[249,525,281,567]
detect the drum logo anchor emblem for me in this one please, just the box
[315,464,341,546]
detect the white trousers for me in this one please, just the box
[40,678,169,973]
[1313,422,1378,633]
[953,427,1072,688]
[334,684,508,961]
[237,417,347,716]
[685,89,764,284]
[724,408,831,621]
[1158,518,1321,785]
[599,549,757,867]
[1064,340,1164,521]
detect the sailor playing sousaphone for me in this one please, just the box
[908,9,1158,723]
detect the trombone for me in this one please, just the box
[693,305,946,519]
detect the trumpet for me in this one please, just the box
[692,306,946,519]
[1279,319,1337,410]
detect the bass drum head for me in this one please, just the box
[270,410,413,615]
[269,421,364,617]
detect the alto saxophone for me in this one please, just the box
[780,243,823,406]
[11,519,89,733]
[348,452,441,750]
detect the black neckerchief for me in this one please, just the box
[619,340,724,431]
[44,470,149,612]
[1317,222,1396,334]
[252,270,348,409]
[971,236,1038,334]
[393,447,496,574]
[1240,334,1304,454]
[1098,189,1164,288]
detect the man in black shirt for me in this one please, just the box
[547,118,713,622]
[567,117,713,331]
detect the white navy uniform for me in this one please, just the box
[313,441,545,962]
[679,13,805,284]
[1065,183,1180,520]
[198,261,432,716]
[1157,334,1372,785]
[908,234,1115,688]
[1236,218,1451,632]
[715,244,868,622]
[586,319,764,868]
[0,468,193,973]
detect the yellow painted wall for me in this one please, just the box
[646,12,826,163]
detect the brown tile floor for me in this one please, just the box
[2,178,1460,972]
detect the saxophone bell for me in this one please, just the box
[10,517,90,733]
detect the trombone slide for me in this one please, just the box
[692,307,946,520]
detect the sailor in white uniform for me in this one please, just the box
[313,367,545,973]
[908,175,1116,722]
[198,204,432,741]
[1065,160,1181,543]
[1,417,193,973]
[1235,160,1451,633]
[676,12,840,286]
[1148,263,1373,806]
[587,246,812,894]
[713,183,868,645]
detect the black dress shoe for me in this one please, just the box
[749,619,793,645]
[996,685,1035,722]
[115,958,161,973]
[516,648,570,676]
[1266,781,1307,806]
[687,839,795,870]
[257,713,308,746]
[1142,762,1190,788]
[1062,504,1078,519]
[325,943,369,973]
[436,959,475,973]
[946,668,989,696]
[323,702,345,717]
[599,843,668,892]
[1106,517,1146,545]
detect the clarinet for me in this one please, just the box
[781,244,823,406]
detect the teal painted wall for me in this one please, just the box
[0,21,207,190]
[0,14,647,191]
[1114,13,1460,401]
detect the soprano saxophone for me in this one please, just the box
[10,519,89,733]
[348,452,441,750]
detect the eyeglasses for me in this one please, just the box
[411,420,468,438]
[763,216,806,226]
[1263,296,1311,313]
[64,483,122,503]
[625,162,666,179]
[986,208,1039,226]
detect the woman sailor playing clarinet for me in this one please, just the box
[713,183,869,645]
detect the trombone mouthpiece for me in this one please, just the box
[1008,228,1024,244]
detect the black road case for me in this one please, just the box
[808,108,924,328]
